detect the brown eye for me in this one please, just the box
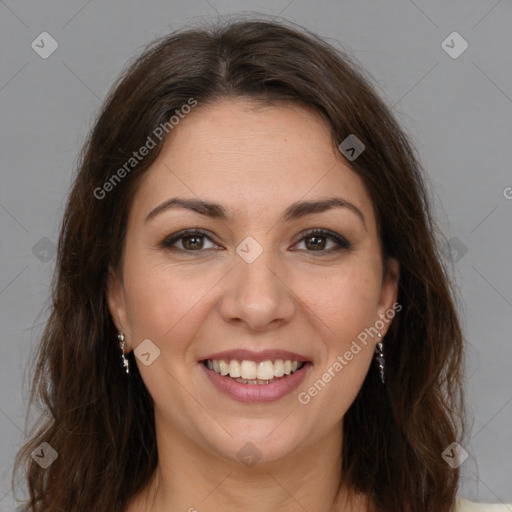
[294,229,351,254]
[181,234,205,250]
[304,234,327,251]
[161,229,219,252]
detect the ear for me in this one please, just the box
[106,265,131,352]
[376,257,400,338]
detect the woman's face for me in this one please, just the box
[107,99,399,465]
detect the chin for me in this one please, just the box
[203,419,305,467]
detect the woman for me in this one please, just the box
[12,18,511,512]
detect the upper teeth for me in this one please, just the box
[206,359,303,380]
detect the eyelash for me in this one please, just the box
[160,228,351,255]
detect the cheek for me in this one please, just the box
[121,250,219,345]
[297,262,382,345]
[302,263,382,411]
[295,268,380,427]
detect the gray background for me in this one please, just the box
[1,0,511,509]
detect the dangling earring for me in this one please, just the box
[118,333,130,374]
[375,332,385,384]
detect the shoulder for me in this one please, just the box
[455,497,512,511]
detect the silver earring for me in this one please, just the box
[375,332,385,384]
[118,333,130,374]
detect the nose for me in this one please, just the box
[218,244,296,332]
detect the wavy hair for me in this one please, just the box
[13,17,465,512]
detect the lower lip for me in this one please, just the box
[200,362,311,404]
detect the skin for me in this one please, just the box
[107,98,399,512]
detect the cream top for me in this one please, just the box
[455,498,512,511]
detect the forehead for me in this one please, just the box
[129,99,376,227]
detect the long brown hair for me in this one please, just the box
[13,17,465,512]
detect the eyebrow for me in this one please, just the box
[145,196,366,228]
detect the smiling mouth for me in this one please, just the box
[202,358,307,385]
